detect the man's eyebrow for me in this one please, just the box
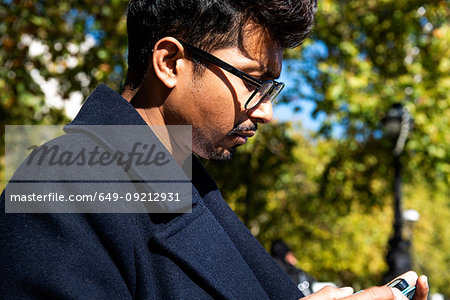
[241,65,280,79]
[265,70,280,80]
[240,64,264,73]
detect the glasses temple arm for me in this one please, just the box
[180,41,263,87]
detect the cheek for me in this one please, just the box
[196,102,236,136]
[195,77,242,131]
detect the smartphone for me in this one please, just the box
[387,278,416,299]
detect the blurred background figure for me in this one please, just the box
[271,239,316,296]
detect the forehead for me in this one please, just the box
[232,24,283,78]
[241,23,282,74]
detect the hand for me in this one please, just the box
[300,271,428,300]
[300,285,354,300]
[384,271,428,300]
[403,272,428,300]
[412,276,428,300]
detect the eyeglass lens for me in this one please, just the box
[246,82,284,109]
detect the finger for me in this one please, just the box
[399,271,418,286]
[386,271,418,287]
[413,275,429,300]
[321,286,354,299]
[340,287,355,297]
[341,286,401,300]
[391,287,408,300]
[302,285,354,300]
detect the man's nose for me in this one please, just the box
[246,100,273,124]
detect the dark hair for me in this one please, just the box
[271,239,291,260]
[125,0,318,89]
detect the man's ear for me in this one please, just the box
[152,37,186,89]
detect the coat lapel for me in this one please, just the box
[191,156,303,299]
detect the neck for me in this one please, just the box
[122,76,167,126]
[121,78,190,166]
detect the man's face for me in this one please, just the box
[167,27,283,160]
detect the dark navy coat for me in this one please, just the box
[0,85,303,299]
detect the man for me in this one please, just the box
[271,239,316,296]
[1,0,428,299]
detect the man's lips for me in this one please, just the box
[235,131,256,138]
[228,124,257,145]
[231,131,256,145]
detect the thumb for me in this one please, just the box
[341,286,402,300]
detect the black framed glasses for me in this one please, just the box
[180,40,285,110]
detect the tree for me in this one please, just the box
[275,0,449,293]
[1,0,129,188]
[305,0,449,185]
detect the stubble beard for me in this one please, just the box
[192,133,235,161]
[192,123,257,161]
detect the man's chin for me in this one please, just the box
[195,146,237,161]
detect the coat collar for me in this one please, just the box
[66,85,192,213]
[69,84,147,126]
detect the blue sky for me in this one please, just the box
[274,101,325,132]
[273,41,329,132]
